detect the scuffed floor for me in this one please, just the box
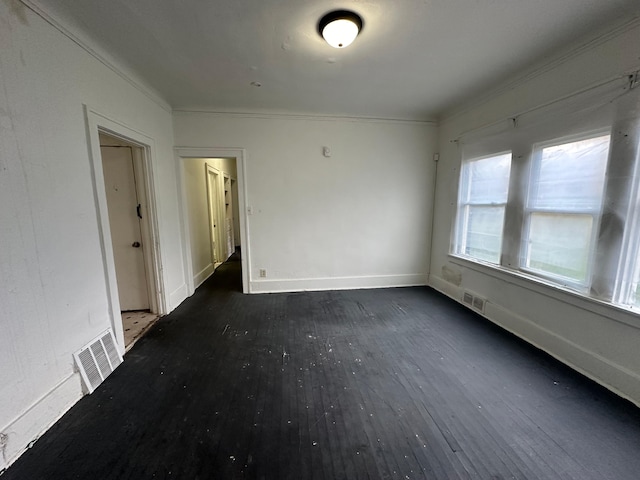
[4,251,640,479]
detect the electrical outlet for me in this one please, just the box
[259,269,267,278]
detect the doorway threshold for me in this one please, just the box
[122,310,159,352]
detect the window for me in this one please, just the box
[454,152,512,264]
[449,81,640,311]
[523,134,610,286]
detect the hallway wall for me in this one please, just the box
[184,158,238,287]
[174,113,437,293]
[0,1,186,469]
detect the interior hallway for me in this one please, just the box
[3,253,640,480]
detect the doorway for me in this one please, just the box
[182,156,244,291]
[100,132,159,350]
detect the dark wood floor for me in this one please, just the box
[4,252,640,479]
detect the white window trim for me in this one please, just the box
[519,129,611,290]
[453,150,512,264]
[449,76,640,313]
[448,252,640,328]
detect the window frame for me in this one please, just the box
[453,150,512,264]
[519,130,611,290]
[448,82,640,313]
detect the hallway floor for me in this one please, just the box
[3,252,640,479]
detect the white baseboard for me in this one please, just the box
[429,274,640,407]
[0,373,83,472]
[168,283,188,311]
[249,273,428,294]
[193,263,214,289]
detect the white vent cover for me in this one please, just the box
[472,296,486,313]
[462,290,486,314]
[73,329,123,394]
[462,291,474,306]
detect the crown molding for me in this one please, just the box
[19,1,435,125]
[172,109,437,126]
[20,0,172,113]
[441,15,640,123]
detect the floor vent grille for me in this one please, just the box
[73,330,123,394]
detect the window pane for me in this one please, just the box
[463,206,505,263]
[530,135,609,211]
[455,152,511,263]
[526,213,593,282]
[467,153,512,204]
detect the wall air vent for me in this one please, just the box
[462,291,474,306]
[472,296,486,313]
[462,290,486,314]
[73,329,123,394]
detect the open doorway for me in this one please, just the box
[182,157,243,291]
[99,132,160,350]
[85,106,166,353]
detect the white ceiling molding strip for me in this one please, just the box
[442,16,640,123]
[18,0,172,113]
[172,109,437,126]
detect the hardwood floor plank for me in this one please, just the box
[4,252,640,480]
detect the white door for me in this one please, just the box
[224,175,234,257]
[101,146,150,311]
[206,165,220,265]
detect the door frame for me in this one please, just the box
[85,106,166,352]
[223,173,235,256]
[205,163,223,265]
[176,147,250,294]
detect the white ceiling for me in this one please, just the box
[33,0,639,120]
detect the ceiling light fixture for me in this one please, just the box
[318,10,363,49]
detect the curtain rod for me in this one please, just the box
[452,69,639,144]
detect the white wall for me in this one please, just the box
[174,113,437,293]
[430,18,640,406]
[184,158,237,287]
[0,1,186,469]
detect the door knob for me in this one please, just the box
[132,241,141,248]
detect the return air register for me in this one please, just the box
[73,329,123,394]
[462,290,486,314]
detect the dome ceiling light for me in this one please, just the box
[318,10,363,49]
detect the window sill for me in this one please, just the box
[447,253,640,330]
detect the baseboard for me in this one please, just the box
[249,273,428,294]
[429,274,640,407]
[168,283,188,311]
[0,373,83,472]
[193,263,214,289]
